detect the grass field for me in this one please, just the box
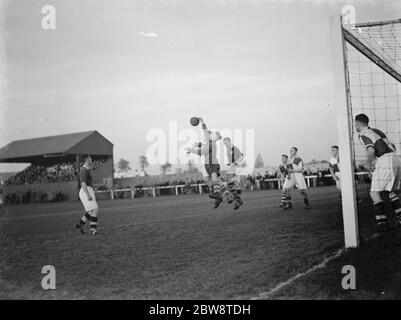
[1,186,401,300]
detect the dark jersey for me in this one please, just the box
[199,123,219,165]
[202,140,218,165]
[359,127,396,158]
[287,156,302,171]
[227,146,243,165]
[193,140,218,166]
[80,166,93,187]
[279,164,289,176]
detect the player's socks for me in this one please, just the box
[219,183,234,203]
[227,181,239,203]
[77,212,91,226]
[228,181,243,203]
[90,216,98,233]
[227,181,236,193]
[389,193,401,224]
[373,201,388,229]
[280,192,286,207]
[212,182,221,196]
[211,182,224,208]
[283,193,292,210]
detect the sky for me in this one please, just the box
[0,0,400,174]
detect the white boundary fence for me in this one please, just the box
[96,172,369,200]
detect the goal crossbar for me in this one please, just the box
[355,18,401,28]
[343,28,401,83]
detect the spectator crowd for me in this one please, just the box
[5,159,106,185]
[3,158,370,204]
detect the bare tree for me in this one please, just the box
[254,153,265,168]
[139,155,149,174]
[116,158,131,174]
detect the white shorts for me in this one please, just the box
[283,173,307,190]
[79,186,99,212]
[371,153,401,192]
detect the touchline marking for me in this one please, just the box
[251,248,346,300]
[250,230,383,300]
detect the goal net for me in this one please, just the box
[330,17,401,247]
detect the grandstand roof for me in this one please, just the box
[0,131,113,163]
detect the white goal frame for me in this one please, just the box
[329,16,360,248]
[330,16,401,248]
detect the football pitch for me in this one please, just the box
[1,186,401,300]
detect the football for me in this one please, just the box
[190,117,200,126]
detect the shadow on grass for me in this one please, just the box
[270,228,401,299]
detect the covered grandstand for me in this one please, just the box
[0,131,114,204]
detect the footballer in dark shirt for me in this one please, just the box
[75,155,99,235]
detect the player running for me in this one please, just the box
[75,155,99,235]
[223,137,244,210]
[282,147,311,210]
[186,118,234,208]
[355,113,401,232]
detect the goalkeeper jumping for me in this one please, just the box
[186,118,234,209]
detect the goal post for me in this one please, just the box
[330,16,359,248]
[329,16,401,248]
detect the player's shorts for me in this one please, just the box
[205,163,221,177]
[79,186,99,212]
[283,173,308,190]
[371,153,401,192]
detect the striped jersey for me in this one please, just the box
[279,163,289,176]
[358,127,396,158]
[288,156,303,171]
